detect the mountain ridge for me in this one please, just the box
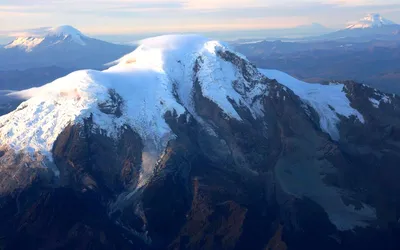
[1,34,400,250]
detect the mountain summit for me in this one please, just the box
[5,25,87,52]
[346,13,397,29]
[1,35,400,250]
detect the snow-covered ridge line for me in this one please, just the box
[259,69,365,141]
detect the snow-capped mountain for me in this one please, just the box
[0,25,133,70]
[346,13,397,29]
[1,35,400,250]
[0,35,366,158]
[4,25,87,52]
[312,13,400,42]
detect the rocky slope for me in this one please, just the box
[0,35,399,250]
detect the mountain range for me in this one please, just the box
[233,14,400,95]
[0,34,399,250]
[1,13,398,72]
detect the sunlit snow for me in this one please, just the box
[259,69,365,141]
[0,34,264,163]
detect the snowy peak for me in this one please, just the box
[4,25,87,52]
[0,34,368,162]
[0,35,268,162]
[346,13,397,29]
[46,25,86,44]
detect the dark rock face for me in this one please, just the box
[0,118,147,250]
[98,89,125,118]
[339,82,400,227]
[1,53,400,250]
[0,147,55,196]
[52,116,143,195]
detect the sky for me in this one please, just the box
[1,0,400,42]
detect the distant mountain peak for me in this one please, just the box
[46,25,86,46]
[346,13,397,29]
[4,25,87,52]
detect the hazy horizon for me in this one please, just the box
[1,0,400,43]
[0,24,332,44]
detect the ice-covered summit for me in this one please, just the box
[46,25,86,43]
[5,25,87,52]
[0,34,267,162]
[346,13,397,29]
[0,34,367,182]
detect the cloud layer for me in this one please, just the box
[0,0,399,37]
